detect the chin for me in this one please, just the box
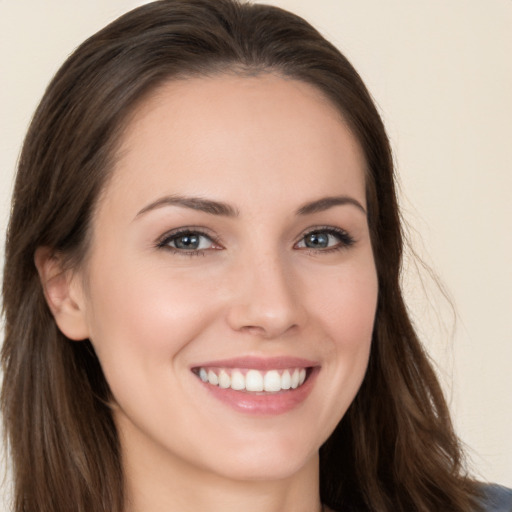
[199,432,320,482]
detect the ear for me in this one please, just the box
[34,247,90,341]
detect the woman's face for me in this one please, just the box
[74,74,378,482]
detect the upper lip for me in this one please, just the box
[191,356,319,371]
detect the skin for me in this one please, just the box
[41,74,378,512]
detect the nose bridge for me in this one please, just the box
[226,245,303,338]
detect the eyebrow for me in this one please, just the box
[296,196,367,216]
[135,195,239,219]
[135,193,366,220]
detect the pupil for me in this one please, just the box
[175,234,199,249]
[306,232,328,248]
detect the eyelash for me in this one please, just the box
[295,226,356,254]
[156,227,221,257]
[156,226,355,256]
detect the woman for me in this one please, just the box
[1,1,510,511]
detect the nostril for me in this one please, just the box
[239,323,299,339]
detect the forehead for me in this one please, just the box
[104,73,367,215]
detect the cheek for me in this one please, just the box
[311,261,377,393]
[84,257,223,368]
[311,260,378,345]
[288,261,377,442]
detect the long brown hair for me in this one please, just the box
[2,1,479,511]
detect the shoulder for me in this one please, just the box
[323,484,512,512]
[478,484,512,512]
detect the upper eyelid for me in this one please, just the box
[294,225,352,241]
[156,227,220,247]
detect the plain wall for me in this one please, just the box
[1,0,511,507]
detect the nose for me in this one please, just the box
[225,252,305,339]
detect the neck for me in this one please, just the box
[120,424,322,512]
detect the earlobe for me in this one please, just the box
[34,247,90,341]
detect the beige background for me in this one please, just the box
[1,0,511,506]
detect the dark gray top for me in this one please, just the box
[325,483,512,511]
[479,484,512,512]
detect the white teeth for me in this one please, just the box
[208,370,219,386]
[263,370,281,392]
[218,369,231,389]
[290,369,300,389]
[245,370,264,392]
[196,367,309,392]
[231,370,245,390]
[281,370,291,390]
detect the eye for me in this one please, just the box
[295,228,354,251]
[157,229,219,252]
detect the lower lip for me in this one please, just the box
[198,368,319,415]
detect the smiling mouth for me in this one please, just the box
[192,367,311,393]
